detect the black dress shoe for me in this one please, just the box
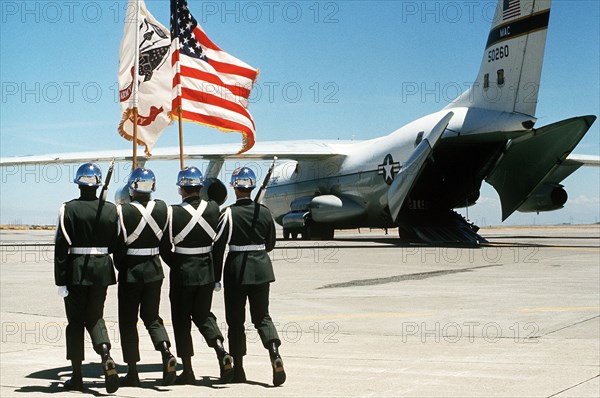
[119,373,140,388]
[102,356,120,393]
[175,370,196,385]
[271,356,286,387]
[162,354,177,386]
[64,377,83,391]
[232,366,246,383]
[218,352,234,383]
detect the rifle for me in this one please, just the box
[254,156,278,204]
[88,159,116,263]
[99,159,116,203]
[94,159,116,228]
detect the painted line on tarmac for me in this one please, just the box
[485,243,599,252]
[515,306,600,313]
[281,312,433,321]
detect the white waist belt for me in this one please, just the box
[127,247,160,256]
[69,247,109,255]
[229,244,266,252]
[174,246,212,255]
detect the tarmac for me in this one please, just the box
[0,225,598,397]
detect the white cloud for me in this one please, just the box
[475,196,499,206]
[569,195,600,206]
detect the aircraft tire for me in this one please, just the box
[301,225,312,240]
[321,228,334,240]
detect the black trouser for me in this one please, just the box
[118,280,170,363]
[64,285,111,361]
[224,283,280,358]
[169,283,224,358]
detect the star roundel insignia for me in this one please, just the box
[377,154,401,185]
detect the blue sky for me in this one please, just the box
[1,0,599,226]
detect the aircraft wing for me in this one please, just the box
[0,140,353,166]
[545,154,600,184]
[564,154,600,167]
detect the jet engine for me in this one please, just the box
[282,195,366,240]
[309,195,366,223]
[200,177,228,206]
[517,183,568,213]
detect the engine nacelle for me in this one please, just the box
[290,196,313,212]
[200,178,228,206]
[309,195,366,223]
[282,211,310,230]
[517,184,568,213]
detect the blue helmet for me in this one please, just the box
[176,166,204,187]
[230,167,256,189]
[74,163,103,187]
[128,168,156,193]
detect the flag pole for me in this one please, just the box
[177,107,185,170]
[132,107,138,169]
[131,0,141,170]
[173,4,185,171]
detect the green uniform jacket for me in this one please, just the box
[213,198,276,286]
[54,191,118,287]
[160,197,220,286]
[115,198,168,284]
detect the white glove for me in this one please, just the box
[214,282,222,293]
[57,286,69,298]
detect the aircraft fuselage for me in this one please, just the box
[263,107,534,232]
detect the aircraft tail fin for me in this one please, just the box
[447,0,551,117]
[486,115,595,220]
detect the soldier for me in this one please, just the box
[114,168,176,387]
[213,166,286,386]
[54,163,120,393]
[159,166,234,385]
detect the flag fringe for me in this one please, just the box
[168,110,254,154]
[118,108,153,156]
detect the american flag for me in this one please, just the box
[503,0,521,21]
[170,0,258,153]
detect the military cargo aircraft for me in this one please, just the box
[1,0,598,244]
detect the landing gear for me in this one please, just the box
[283,228,301,240]
[320,228,334,240]
[285,225,310,240]
[300,224,311,240]
[282,224,334,241]
[302,222,334,240]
